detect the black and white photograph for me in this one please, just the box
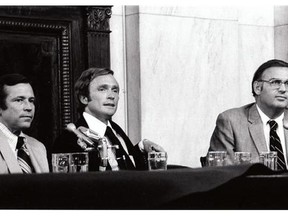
[0,1,288,213]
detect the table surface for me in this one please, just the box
[0,163,287,209]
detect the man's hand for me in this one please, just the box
[142,139,165,153]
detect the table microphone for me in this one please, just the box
[66,123,95,147]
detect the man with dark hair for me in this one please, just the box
[53,68,164,171]
[208,59,288,170]
[0,73,49,174]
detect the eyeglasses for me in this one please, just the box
[258,79,288,89]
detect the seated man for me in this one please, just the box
[208,59,288,170]
[0,74,49,174]
[53,68,164,171]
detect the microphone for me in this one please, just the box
[78,126,101,141]
[66,123,95,147]
[98,137,108,168]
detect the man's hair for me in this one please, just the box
[75,67,114,113]
[0,73,30,110]
[252,59,288,96]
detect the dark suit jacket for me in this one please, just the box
[53,116,148,171]
[0,130,49,174]
[209,103,288,165]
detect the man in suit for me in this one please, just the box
[53,68,164,171]
[208,59,288,169]
[0,74,49,174]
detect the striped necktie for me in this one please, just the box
[17,137,34,174]
[268,120,287,171]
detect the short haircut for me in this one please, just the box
[75,68,114,113]
[0,73,30,110]
[252,59,288,96]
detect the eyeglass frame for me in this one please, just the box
[257,79,288,89]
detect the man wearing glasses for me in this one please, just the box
[208,59,288,170]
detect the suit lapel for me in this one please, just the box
[248,104,268,153]
[0,130,22,173]
[76,116,89,128]
[110,121,137,169]
[283,109,288,131]
[110,121,134,151]
[282,110,288,160]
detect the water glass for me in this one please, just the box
[259,151,277,171]
[234,152,251,165]
[70,152,89,173]
[52,153,70,173]
[207,151,227,167]
[148,152,167,171]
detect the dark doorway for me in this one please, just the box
[0,6,112,164]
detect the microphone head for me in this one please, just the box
[66,123,76,132]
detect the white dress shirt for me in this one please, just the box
[256,105,287,167]
[0,122,25,159]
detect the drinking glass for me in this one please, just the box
[52,153,70,173]
[207,151,227,167]
[259,151,277,171]
[148,152,167,171]
[70,152,89,173]
[234,152,251,165]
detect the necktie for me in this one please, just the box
[104,126,135,170]
[268,120,287,170]
[17,137,34,174]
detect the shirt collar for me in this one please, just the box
[0,121,17,141]
[83,112,109,137]
[256,104,284,126]
[0,122,25,151]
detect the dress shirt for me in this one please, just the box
[0,122,25,159]
[83,112,136,169]
[256,105,287,167]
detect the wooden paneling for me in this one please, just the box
[86,6,111,68]
[0,6,112,156]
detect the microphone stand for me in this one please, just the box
[97,137,119,171]
[67,123,119,171]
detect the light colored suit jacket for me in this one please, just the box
[209,103,288,165]
[0,130,49,174]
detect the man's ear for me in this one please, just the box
[79,95,88,105]
[253,81,262,96]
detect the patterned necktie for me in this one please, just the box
[17,137,34,174]
[268,120,287,170]
[104,126,135,170]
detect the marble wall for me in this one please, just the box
[110,5,288,167]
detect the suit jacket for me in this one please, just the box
[0,130,49,174]
[209,103,288,165]
[53,116,148,171]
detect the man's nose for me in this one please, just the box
[24,101,34,110]
[279,82,287,92]
[107,91,116,99]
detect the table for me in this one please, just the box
[0,163,286,209]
